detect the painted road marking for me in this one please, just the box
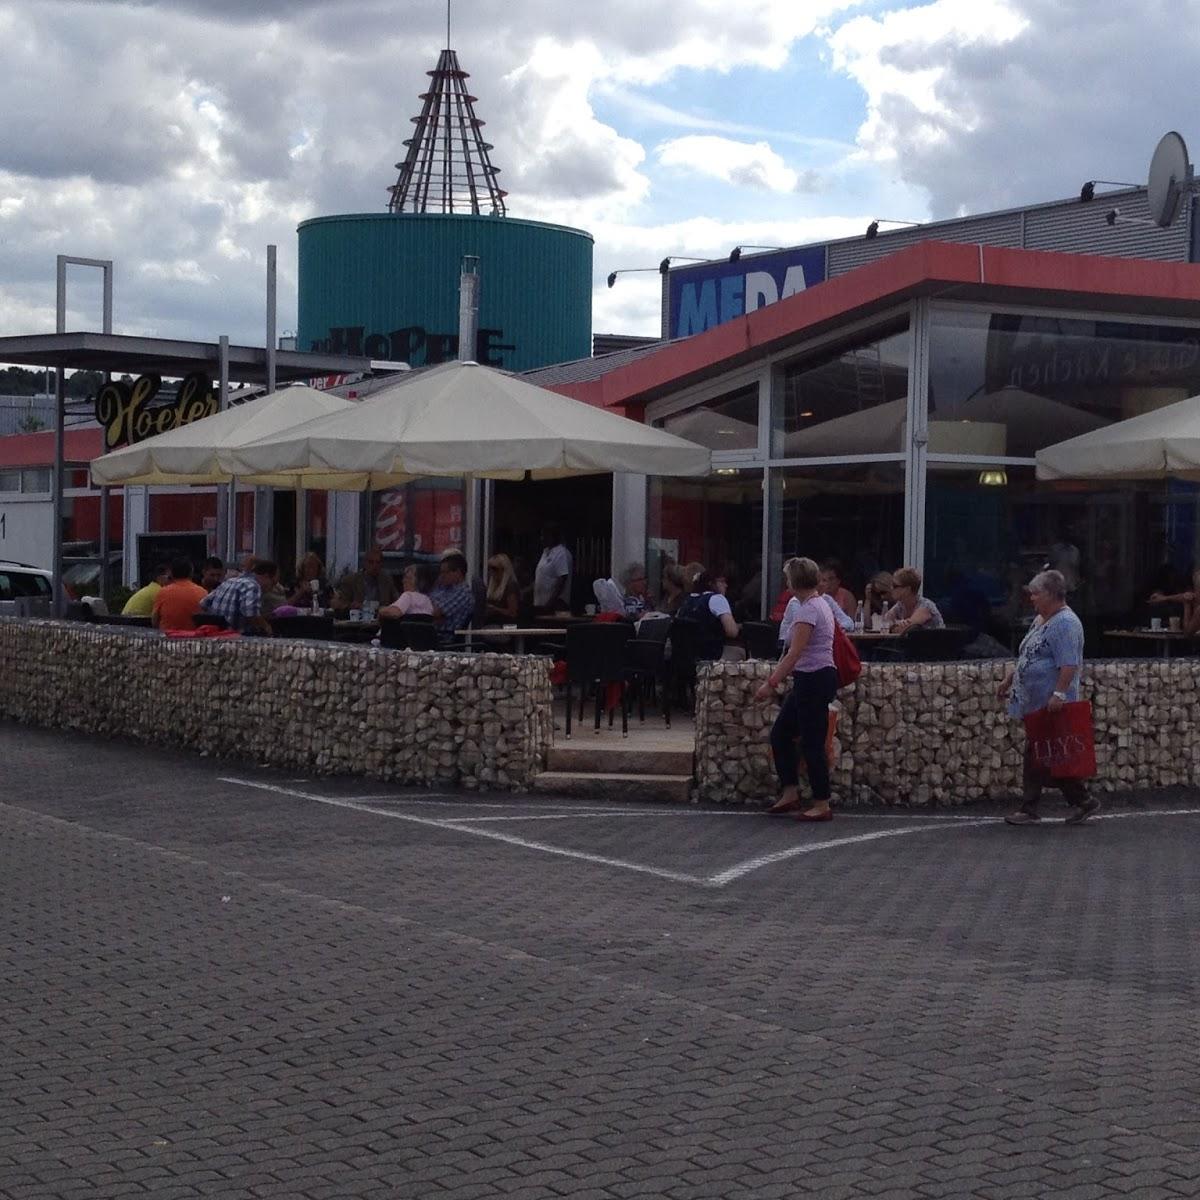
[218,777,1200,889]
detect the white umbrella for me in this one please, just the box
[224,360,712,487]
[90,384,355,487]
[1037,392,1200,481]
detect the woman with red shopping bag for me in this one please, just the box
[996,569,1099,826]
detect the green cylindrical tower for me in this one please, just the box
[297,212,593,372]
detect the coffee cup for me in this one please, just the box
[1170,616,1182,632]
[585,604,597,615]
[1151,617,1163,631]
[349,609,362,622]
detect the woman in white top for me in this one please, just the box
[378,564,434,619]
[754,557,839,822]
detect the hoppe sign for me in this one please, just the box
[95,372,217,449]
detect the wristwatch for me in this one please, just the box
[1052,690,1067,700]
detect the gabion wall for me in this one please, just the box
[696,658,1194,807]
[0,620,553,790]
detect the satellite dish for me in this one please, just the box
[1148,131,1191,227]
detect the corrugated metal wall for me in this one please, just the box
[298,213,593,373]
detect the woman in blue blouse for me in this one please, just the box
[996,569,1099,826]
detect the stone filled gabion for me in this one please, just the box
[0,619,553,790]
[695,657,1193,807]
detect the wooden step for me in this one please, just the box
[532,771,693,805]
[547,743,693,777]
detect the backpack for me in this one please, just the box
[831,622,862,688]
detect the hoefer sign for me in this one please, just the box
[95,372,217,449]
[668,245,827,339]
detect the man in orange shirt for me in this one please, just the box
[152,557,209,632]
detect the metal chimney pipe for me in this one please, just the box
[458,255,480,362]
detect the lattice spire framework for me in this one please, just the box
[387,47,508,216]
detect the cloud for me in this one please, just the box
[656,135,821,193]
[825,0,1198,216]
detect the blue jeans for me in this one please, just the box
[769,667,838,800]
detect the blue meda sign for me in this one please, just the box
[668,245,828,339]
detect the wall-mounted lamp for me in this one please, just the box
[607,257,709,288]
[1079,180,1138,202]
[1105,207,1157,229]
[978,469,1008,487]
[728,245,783,263]
[865,219,922,240]
[714,467,741,476]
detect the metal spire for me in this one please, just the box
[386,11,508,217]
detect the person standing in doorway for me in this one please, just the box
[533,524,573,614]
[754,557,838,822]
[997,569,1098,826]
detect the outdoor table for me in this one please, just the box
[456,627,567,654]
[532,613,594,628]
[849,630,901,641]
[333,619,380,644]
[1103,628,1192,659]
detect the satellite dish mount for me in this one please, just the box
[1148,131,1192,228]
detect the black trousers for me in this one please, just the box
[1022,741,1089,810]
[769,667,838,800]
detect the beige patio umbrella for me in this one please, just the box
[224,360,712,486]
[1036,392,1200,481]
[90,384,355,487]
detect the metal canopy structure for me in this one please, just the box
[386,47,507,216]
[0,332,371,384]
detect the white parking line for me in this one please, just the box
[218,776,1200,889]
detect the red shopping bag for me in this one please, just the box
[1023,701,1096,780]
[832,623,861,688]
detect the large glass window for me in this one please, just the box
[647,470,763,613]
[767,463,905,608]
[929,307,1200,458]
[924,463,1200,650]
[773,321,910,457]
[661,384,758,452]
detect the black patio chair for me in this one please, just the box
[102,614,151,628]
[900,624,971,662]
[64,601,95,623]
[270,614,334,641]
[564,622,633,738]
[742,620,782,660]
[193,612,229,630]
[666,616,703,710]
[623,618,672,728]
[379,619,439,651]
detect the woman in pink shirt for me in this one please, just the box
[754,556,838,821]
[378,564,434,619]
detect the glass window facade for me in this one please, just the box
[772,321,910,457]
[661,385,758,452]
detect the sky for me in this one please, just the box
[0,0,1193,349]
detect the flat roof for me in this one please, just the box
[550,241,1200,414]
[0,332,371,384]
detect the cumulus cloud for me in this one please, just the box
[655,135,821,193]
[825,0,1197,216]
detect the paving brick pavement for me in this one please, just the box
[4,724,1200,1197]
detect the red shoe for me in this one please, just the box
[766,797,803,815]
[795,808,833,822]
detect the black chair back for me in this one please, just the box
[398,611,433,623]
[270,614,334,641]
[742,620,782,660]
[103,614,152,628]
[634,616,672,644]
[380,619,439,651]
[902,625,971,662]
[565,623,633,685]
[65,601,94,623]
[193,612,229,630]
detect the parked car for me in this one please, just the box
[0,560,53,615]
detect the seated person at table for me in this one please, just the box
[152,557,208,632]
[122,562,170,616]
[660,563,687,615]
[379,564,435,619]
[200,559,277,635]
[881,565,944,632]
[484,554,521,623]
[678,569,741,661]
[260,572,289,619]
[818,559,858,618]
[430,552,475,645]
[1149,568,1200,634]
[200,556,226,592]
[864,570,894,625]
[333,544,398,614]
[287,551,333,609]
[618,562,652,618]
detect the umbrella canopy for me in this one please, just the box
[1036,393,1200,481]
[224,360,711,487]
[90,384,354,486]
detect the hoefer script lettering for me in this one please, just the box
[95,372,217,449]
